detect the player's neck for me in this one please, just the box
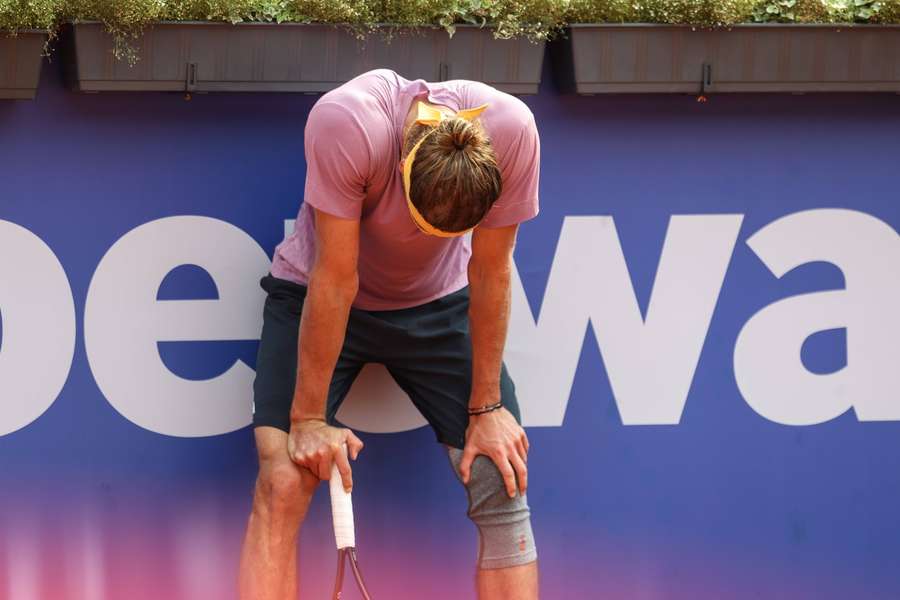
[400,99,455,156]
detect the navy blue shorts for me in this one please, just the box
[251,273,521,449]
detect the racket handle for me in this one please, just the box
[329,453,356,550]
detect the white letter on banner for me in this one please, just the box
[0,221,76,436]
[734,208,899,425]
[84,216,270,437]
[507,215,743,426]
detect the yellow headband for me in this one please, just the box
[402,101,489,238]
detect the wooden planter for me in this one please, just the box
[552,23,900,94]
[0,30,46,99]
[62,21,545,95]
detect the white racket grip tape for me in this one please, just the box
[329,460,356,549]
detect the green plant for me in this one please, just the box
[752,0,801,21]
[567,0,761,26]
[0,0,62,33]
[63,0,375,26]
[875,0,900,20]
[3,0,900,40]
[487,0,569,40]
[380,0,566,39]
[826,0,882,21]
[60,0,565,61]
[752,0,899,22]
[565,0,900,23]
[63,0,563,38]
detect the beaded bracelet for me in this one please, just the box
[467,400,503,416]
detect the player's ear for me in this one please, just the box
[398,158,405,174]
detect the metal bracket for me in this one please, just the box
[439,62,451,82]
[696,62,712,103]
[184,62,199,100]
[185,62,198,92]
[700,63,712,95]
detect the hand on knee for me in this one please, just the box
[447,448,538,570]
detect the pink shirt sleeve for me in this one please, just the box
[479,109,541,229]
[302,102,370,220]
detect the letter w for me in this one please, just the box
[508,215,743,426]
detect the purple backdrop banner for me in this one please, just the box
[1,55,899,600]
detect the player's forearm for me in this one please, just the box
[289,269,358,423]
[467,256,512,408]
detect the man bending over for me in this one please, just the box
[239,67,541,599]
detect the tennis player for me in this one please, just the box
[238,67,541,600]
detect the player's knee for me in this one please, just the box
[446,448,538,570]
[256,462,317,516]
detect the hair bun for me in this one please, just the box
[451,127,472,150]
[442,118,479,152]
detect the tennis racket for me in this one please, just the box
[329,452,373,600]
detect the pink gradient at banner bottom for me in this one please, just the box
[2,481,895,600]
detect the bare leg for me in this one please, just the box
[478,561,539,599]
[238,426,319,600]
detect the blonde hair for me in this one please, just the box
[403,117,502,234]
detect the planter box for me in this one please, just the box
[0,30,46,99]
[552,24,900,94]
[62,21,545,95]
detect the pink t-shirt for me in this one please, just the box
[271,68,541,310]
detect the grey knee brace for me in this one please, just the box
[446,447,538,570]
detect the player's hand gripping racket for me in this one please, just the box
[329,446,372,600]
